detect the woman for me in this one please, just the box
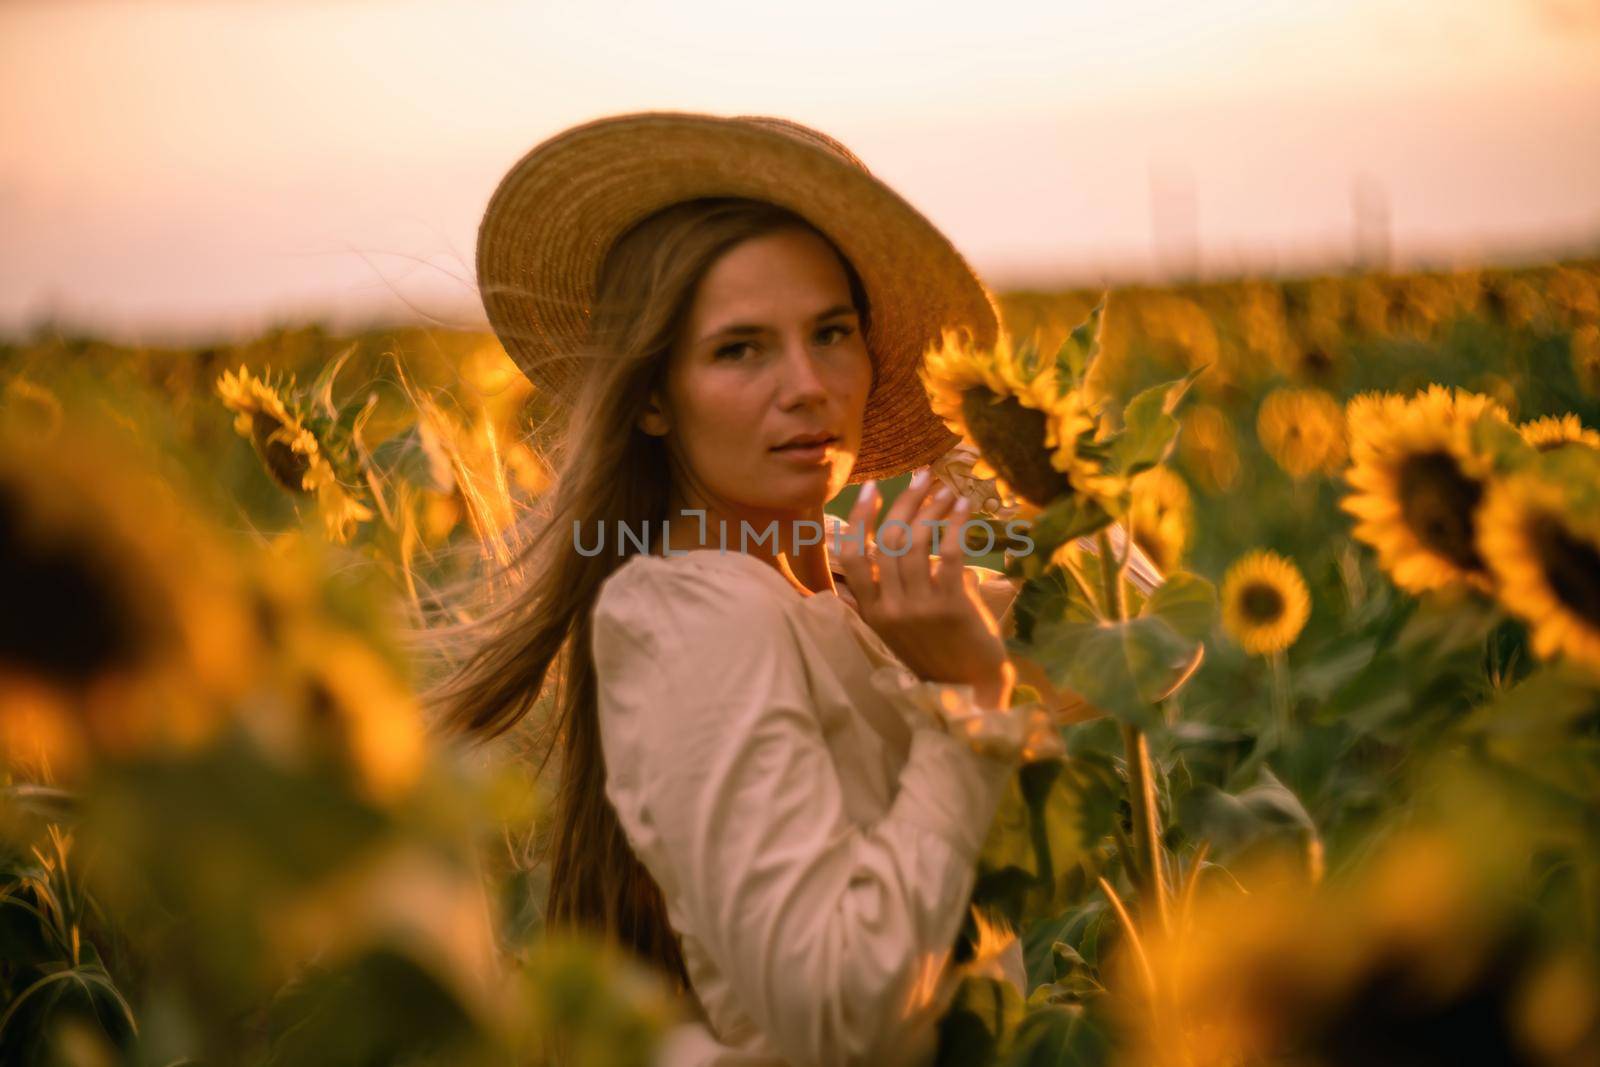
[427,112,1072,1067]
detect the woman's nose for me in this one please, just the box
[776,336,829,407]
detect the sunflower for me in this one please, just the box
[1277,323,1345,386]
[1520,414,1600,453]
[1177,403,1240,493]
[1476,457,1600,671]
[1348,275,1393,336]
[1116,824,1600,1067]
[1341,386,1510,594]
[217,365,373,543]
[1546,266,1599,328]
[237,533,427,803]
[1479,273,1545,330]
[288,629,426,804]
[1137,293,1222,384]
[1257,386,1348,478]
[0,415,263,780]
[1220,549,1311,656]
[1234,281,1292,376]
[920,327,1109,509]
[1128,465,1192,573]
[217,364,320,491]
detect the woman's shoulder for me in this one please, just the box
[590,552,816,740]
[593,550,802,648]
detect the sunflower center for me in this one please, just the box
[250,411,312,493]
[1527,513,1600,628]
[1301,345,1334,379]
[1397,451,1486,572]
[959,388,1072,508]
[0,484,143,685]
[1239,581,1286,624]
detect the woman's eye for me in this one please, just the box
[715,342,756,361]
[817,324,855,344]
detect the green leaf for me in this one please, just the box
[1021,494,1111,568]
[1461,665,1600,805]
[1175,765,1321,871]
[979,772,1037,876]
[1395,594,1499,661]
[1013,333,1043,381]
[1534,441,1600,504]
[368,420,448,493]
[1053,300,1104,384]
[1031,615,1198,729]
[263,948,479,1067]
[1291,636,1380,701]
[1140,570,1217,643]
[1007,569,1095,646]
[933,975,1025,1067]
[1004,1001,1114,1064]
[1110,369,1203,476]
[978,760,1104,925]
[1471,409,1536,472]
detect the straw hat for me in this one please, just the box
[475,110,1000,484]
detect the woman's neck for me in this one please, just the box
[659,495,838,597]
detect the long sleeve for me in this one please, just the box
[591,559,1017,1067]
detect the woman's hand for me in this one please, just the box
[836,467,1016,710]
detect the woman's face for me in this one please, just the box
[643,226,873,516]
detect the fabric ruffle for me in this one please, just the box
[868,664,1066,764]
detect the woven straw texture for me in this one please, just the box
[475,110,1000,484]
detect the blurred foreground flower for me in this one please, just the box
[1111,824,1600,1067]
[1,374,64,440]
[0,417,262,779]
[515,928,681,1067]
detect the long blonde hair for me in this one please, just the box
[410,196,873,996]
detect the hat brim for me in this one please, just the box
[475,110,999,484]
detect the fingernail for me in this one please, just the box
[859,480,877,507]
[910,467,930,490]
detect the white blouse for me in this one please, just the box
[590,546,1050,1067]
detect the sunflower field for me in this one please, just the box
[3,258,1599,1066]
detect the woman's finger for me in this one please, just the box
[902,483,958,600]
[837,479,880,611]
[878,466,933,554]
[877,466,937,603]
[936,495,973,596]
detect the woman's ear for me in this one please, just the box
[637,390,670,437]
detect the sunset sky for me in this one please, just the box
[3,0,1598,343]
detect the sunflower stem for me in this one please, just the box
[1098,529,1170,941]
[1269,649,1292,748]
[1059,549,1103,616]
[1097,530,1127,621]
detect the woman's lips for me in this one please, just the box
[770,438,836,464]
